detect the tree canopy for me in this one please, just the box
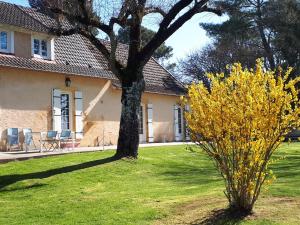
[178,0,300,82]
[117,26,173,63]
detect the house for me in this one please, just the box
[0,1,188,151]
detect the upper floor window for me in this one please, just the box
[33,38,49,58]
[0,30,13,53]
[1,31,8,50]
[32,36,54,60]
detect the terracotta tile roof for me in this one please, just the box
[0,53,115,79]
[19,6,73,31]
[0,1,72,33]
[0,1,185,96]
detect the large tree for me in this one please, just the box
[216,0,276,70]
[177,38,262,84]
[29,0,222,158]
[178,0,300,83]
[264,0,300,77]
[117,26,173,64]
[203,0,300,71]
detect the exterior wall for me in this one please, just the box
[14,31,31,58]
[142,93,179,143]
[0,67,180,150]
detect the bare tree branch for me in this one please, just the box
[50,7,112,34]
[139,1,221,63]
[80,30,124,79]
[144,6,167,16]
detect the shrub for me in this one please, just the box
[183,59,300,214]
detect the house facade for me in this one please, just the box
[0,1,188,151]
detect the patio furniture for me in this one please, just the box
[7,128,21,151]
[23,128,37,152]
[59,130,74,150]
[40,130,59,151]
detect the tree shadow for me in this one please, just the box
[0,183,48,193]
[159,161,221,186]
[0,156,117,191]
[191,208,249,225]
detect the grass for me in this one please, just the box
[0,143,299,225]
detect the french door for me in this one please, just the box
[61,92,72,131]
[53,89,83,138]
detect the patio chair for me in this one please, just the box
[40,130,59,151]
[59,130,74,150]
[7,128,21,151]
[23,128,36,152]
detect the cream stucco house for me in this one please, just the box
[0,1,188,151]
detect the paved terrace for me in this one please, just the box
[0,142,193,163]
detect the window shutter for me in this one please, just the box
[147,104,154,143]
[184,105,191,141]
[75,91,83,139]
[52,89,61,132]
[174,105,180,141]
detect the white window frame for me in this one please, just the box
[0,29,14,54]
[31,35,54,60]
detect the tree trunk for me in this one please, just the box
[256,0,276,70]
[115,78,145,159]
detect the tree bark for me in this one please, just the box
[115,77,145,159]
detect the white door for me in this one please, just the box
[52,90,73,132]
[138,105,146,143]
[174,105,183,141]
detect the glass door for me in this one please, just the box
[61,93,71,130]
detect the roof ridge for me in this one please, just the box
[15,4,51,32]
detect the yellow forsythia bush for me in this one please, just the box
[183,59,300,214]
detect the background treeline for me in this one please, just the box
[177,0,300,84]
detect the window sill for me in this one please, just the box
[33,54,50,60]
[0,51,14,55]
[31,57,56,64]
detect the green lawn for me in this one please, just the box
[0,143,299,225]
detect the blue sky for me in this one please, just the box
[3,0,226,61]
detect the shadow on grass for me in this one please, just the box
[191,208,248,225]
[160,162,221,186]
[0,156,116,191]
[0,183,48,192]
[272,156,300,178]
